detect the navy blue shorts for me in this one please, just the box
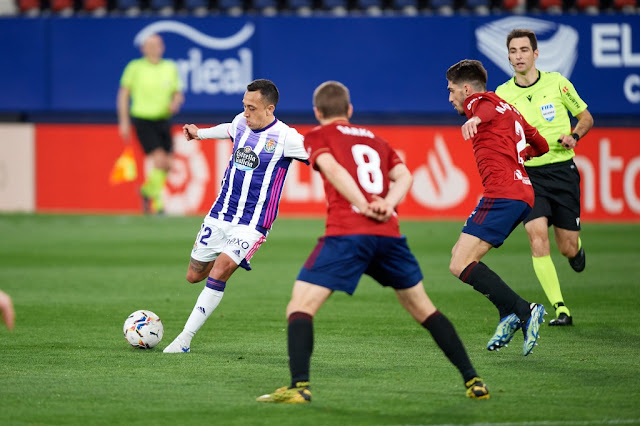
[297,235,423,295]
[462,198,531,248]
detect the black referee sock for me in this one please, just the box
[459,261,530,320]
[288,311,314,388]
[422,311,477,383]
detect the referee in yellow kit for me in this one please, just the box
[117,33,184,215]
[496,29,594,327]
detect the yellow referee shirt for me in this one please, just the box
[120,58,182,120]
[496,71,588,167]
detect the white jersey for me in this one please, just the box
[208,113,308,235]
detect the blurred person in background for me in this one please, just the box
[117,33,184,215]
[496,29,594,326]
[0,290,15,331]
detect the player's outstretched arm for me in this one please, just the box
[183,124,201,140]
[184,123,232,141]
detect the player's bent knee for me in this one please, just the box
[449,261,463,278]
[185,271,206,284]
[559,244,578,258]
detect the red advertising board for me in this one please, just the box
[35,124,640,222]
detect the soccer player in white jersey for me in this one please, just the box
[163,79,309,353]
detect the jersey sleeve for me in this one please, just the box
[197,123,231,140]
[283,127,310,162]
[304,129,331,171]
[494,81,507,98]
[383,139,404,169]
[119,60,135,88]
[226,113,245,141]
[522,118,550,158]
[558,75,588,117]
[170,61,183,92]
[473,99,498,123]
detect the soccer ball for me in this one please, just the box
[123,310,164,349]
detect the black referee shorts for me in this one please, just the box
[132,117,173,155]
[524,159,581,231]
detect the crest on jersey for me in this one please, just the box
[540,103,555,122]
[234,146,260,171]
[264,139,277,153]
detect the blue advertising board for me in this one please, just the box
[0,19,48,111]
[471,15,640,117]
[0,15,638,117]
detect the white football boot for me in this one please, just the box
[163,335,190,353]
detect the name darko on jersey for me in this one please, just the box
[336,125,374,139]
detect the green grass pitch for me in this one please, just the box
[1,214,639,425]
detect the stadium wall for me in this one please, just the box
[1,15,638,220]
[1,123,639,222]
[0,15,639,118]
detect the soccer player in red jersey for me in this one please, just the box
[257,81,489,404]
[446,59,550,357]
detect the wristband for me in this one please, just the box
[571,132,580,142]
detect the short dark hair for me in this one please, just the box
[313,81,350,119]
[247,79,279,107]
[506,29,538,51]
[446,59,488,92]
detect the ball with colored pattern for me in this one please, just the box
[123,310,164,349]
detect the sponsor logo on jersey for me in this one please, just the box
[467,96,481,111]
[475,17,579,79]
[227,237,250,249]
[540,103,556,121]
[264,139,277,153]
[514,168,532,184]
[234,146,260,171]
[563,90,582,109]
[527,95,533,102]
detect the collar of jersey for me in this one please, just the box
[513,70,541,89]
[251,118,278,133]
